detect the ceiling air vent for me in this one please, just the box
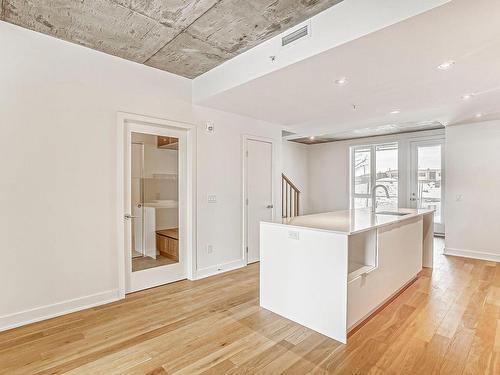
[281,25,309,47]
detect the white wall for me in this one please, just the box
[308,130,445,213]
[194,106,281,275]
[0,22,281,330]
[445,121,500,262]
[281,140,310,214]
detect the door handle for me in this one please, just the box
[124,214,139,220]
[266,205,274,209]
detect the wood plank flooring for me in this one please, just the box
[1,239,500,374]
[132,254,177,272]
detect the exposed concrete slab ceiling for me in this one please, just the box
[0,0,344,78]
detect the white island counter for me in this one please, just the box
[260,208,434,344]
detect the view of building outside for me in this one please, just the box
[352,143,398,210]
[417,145,442,223]
[353,145,371,208]
[352,142,442,221]
[374,144,398,210]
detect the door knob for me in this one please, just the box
[124,214,139,220]
[266,204,274,209]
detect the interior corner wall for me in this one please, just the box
[0,21,193,330]
[281,140,310,215]
[444,120,500,261]
[0,21,282,331]
[194,106,281,276]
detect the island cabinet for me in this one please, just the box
[260,208,434,344]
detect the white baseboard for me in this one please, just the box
[1,259,250,331]
[444,247,500,263]
[0,289,121,332]
[195,259,246,280]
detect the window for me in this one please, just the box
[351,143,398,210]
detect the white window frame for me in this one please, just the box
[350,142,399,209]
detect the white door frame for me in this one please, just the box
[409,138,445,234]
[242,135,277,265]
[117,112,196,297]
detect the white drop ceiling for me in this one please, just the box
[194,0,500,139]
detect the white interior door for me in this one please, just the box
[246,138,273,264]
[409,139,445,235]
[124,125,188,293]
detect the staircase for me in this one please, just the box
[282,174,300,218]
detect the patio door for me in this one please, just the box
[409,139,445,235]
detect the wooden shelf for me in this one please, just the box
[142,174,177,180]
[348,263,375,282]
[157,136,178,150]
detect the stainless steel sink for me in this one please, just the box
[375,211,410,216]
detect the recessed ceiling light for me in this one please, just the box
[390,110,401,114]
[334,77,348,86]
[437,60,455,70]
[475,113,483,118]
[462,93,474,100]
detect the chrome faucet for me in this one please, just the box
[371,184,390,213]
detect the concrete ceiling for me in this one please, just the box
[0,0,343,78]
[196,0,500,137]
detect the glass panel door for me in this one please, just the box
[125,129,188,294]
[410,140,445,234]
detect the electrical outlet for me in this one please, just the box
[288,231,300,240]
[207,194,217,203]
[207,244,213,254]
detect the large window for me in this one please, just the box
[351,143,398,210]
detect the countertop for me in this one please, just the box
[264,207,434,235]
[143,200,178,209]
[156,228,179,240]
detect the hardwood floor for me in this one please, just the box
[1,239,500,374]
[132,254,177,272]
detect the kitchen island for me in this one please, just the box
[260,208,434,344]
